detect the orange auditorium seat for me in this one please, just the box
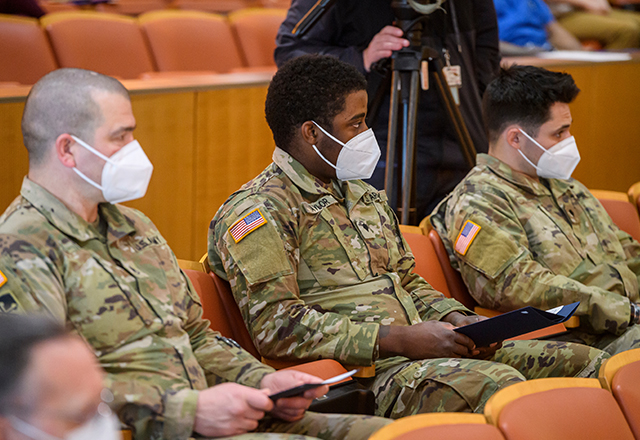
[0,14,57,85]
[41,11,156,79]
[139,10,244,73]
[96,0,170,16]
[590,189,640,242]
[170,0,254,13]
[229,8,286,68]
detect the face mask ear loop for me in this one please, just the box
[311,121,346,147]
[9,416,62,440]
[311,144,338,170]
[70,135,113,164]
[518,129,546,152]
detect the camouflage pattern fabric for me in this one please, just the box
[432,153,640,354]
[209,149,608,417]
[0,178,385,440]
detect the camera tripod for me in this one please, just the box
[293,0,477,224]
[380,0,476,224]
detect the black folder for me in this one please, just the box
[454,302,580,347]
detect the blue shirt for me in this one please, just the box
[494,0,554,49]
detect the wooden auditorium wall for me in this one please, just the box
[1,59,639,260]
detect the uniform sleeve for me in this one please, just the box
[209,197,380,366]
[385,206,473,321]
[616,228,640,290]
[180,271,275,388]
[274,0,366,73]
[443,190,633,336]
[0,235,67,319]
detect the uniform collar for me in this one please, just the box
[272,147,371,212]
[479,153,554,196]
[20,177,136,244]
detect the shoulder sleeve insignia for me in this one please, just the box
[455,220,481,256]
[0,293,21,314]
[228,208,268,243]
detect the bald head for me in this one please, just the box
[22,68,130,167]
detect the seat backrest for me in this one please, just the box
[182,268,261,359]
[428,229,477,309]
[96,0,169,16]
[370,413,504,440]
[400,229,450,296]
[171,0,252,13]
[591,190,640,242]
[228,8,286,67]
[485,378,634,440]
[139,10,244,73]
[598,347,640,391]
[628,181,640,214]
[182,268,236,339]
[0,14,57,84]
[41,11,155,79]
[611,360,640,439]
[210,272,261,359]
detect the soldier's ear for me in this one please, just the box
[55,134,79,168]
[300,121,318,146]
[505,127,522,150]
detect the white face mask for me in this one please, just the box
[71,135,154,204]
[517,129,581,180]
[311,121,381,181]
[9,412,122,440]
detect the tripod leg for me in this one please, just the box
[384,71,402,210]
[400,70,420,225]
[431,62,476,168]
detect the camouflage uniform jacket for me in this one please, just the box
[209,148,470,367]
[431,154,640,337]
[0,178,274,440]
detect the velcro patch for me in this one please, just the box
[228,209,267,243]
[455,220,481,255]
[0,293,20,314]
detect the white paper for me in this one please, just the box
[546,305,564,315]
[321,369,359,385]
[537,51,632,62]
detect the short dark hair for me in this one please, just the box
[0,314,66,415]
[483,65,580,143]
[265,54,367,150]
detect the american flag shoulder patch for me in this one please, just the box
[0,269,6,288]
[454,220,481,256]
[228,209,267,243]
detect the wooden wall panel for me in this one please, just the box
[552,63,640,192]
[193,85,274,261]
[123,92,196,259]
[0,102,28,211]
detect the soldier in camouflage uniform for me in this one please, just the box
[209,55,609,419]
[0,68,391,440]
[432,64,640,356]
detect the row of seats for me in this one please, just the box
[369,347,640,440]
[40,0,289,15]
[0,8,286,85]
[177,220,640,438]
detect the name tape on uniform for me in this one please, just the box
[228,209,267,243]
[455,220,481,255]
